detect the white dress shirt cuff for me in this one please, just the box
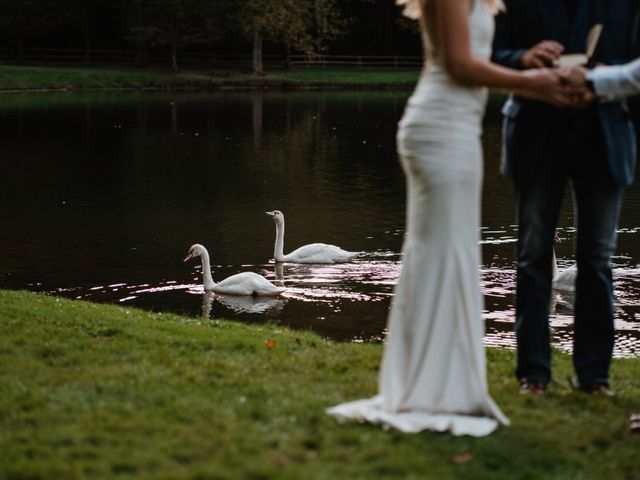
[588,65,625,102]
[587,58,640,102]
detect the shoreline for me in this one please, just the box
[0,64,421,93]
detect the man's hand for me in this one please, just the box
[518,68,592,107]
[520,40,565,68]
[559,65,588,87]
[558,66,596,103]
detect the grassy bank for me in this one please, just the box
[0,65,420,92]
[1,290,639,480]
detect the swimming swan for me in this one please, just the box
[551,234,619,294]
[552,248,576,292]
[184,244,285,296]
[265,210,358,264]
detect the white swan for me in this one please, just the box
[552,248,577,292]
[184,244,285,296]
[265,210,358,264]
[551,233,576,291]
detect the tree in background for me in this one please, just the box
[0,0,67,62]
[58,0,115,64]
[234,0,306,74]
[309,0,346,57]
[332,0,418,56]
[69,0,93,64]
[0,0,416,69]
[233,0,345,74]
[122,0,228,71]
[121,0,149,66]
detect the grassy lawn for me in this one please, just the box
[0,65,420,91]
[274,67,420,88]
[1,289,639,480]
[0,65,186,90]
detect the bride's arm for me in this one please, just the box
[435,0,572,105]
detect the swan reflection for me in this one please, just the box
[551,289,575,315]
[202,291,215,318]
[274,262,284,284]
[201,291,287,317]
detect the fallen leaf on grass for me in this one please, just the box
[265,340,277,348]
[450,452,473,464]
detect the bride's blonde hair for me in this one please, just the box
[396,0,504,19]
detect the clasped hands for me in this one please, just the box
[518,40,597,107]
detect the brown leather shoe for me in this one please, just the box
[630,413,640,433]
[568,377,614,397]
[519,378,546,396]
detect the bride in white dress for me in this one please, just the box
[327,0,573,436]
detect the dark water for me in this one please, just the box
[1,91,639,357]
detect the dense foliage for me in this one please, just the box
[0,0,420,72]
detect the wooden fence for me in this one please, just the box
[0,48,423,70]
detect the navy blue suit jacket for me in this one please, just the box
[492,0,637,187]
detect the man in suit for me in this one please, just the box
[492,0,637,395]
[563,58,640,100]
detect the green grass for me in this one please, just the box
[0,65,420,92]
[0,65,186,90]
[275,67,420,88]
[0,65,285,91]
[1,290,639,480]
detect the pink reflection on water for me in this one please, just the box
[479,258,640,357]
[70,281,194,302]
[134,283,194,294]
[58,245,640,357]
[257,251,401,304]
[481,266,515,299]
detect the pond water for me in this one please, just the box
[1,91,639,357]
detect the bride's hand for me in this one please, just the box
[559,65,588,87]
[517,68,591,107]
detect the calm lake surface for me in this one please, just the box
[1,91,639,357]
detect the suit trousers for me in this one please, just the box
[514,108,624,386]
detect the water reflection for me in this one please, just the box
[480,240,640,356]
[51,239,640,357]
[199,290,288,316]
[201,291,215,317]
[0,91,639,357]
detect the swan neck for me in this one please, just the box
[274,220,285,261]
[200,250,216,290]
[551,248,559,280]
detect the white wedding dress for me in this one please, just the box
[327,0,509,436]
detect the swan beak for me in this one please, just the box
[265,211,275,217]
[183,253,192,262]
